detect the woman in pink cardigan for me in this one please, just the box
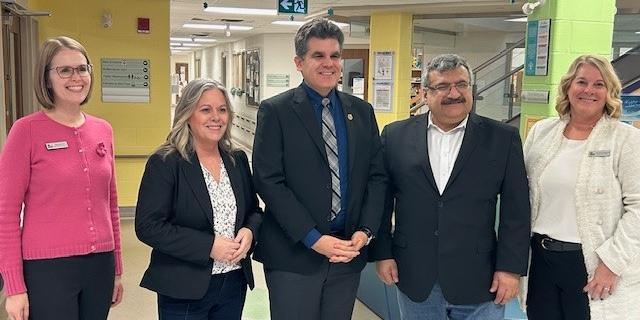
[0,36,123,320]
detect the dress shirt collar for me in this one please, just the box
[427,112,469,134]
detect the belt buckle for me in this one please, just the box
[541,237,552,250]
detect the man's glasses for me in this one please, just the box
[48,64,93,79]
[426,82,470,94]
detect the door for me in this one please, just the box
[2,9,23,134]
[341,49,369,101]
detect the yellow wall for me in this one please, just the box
[368,12,413,129]
[30,0,171,206]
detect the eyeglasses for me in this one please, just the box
[426,82,470,94]
[48,64,93,78]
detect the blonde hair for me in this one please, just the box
[156,78,235,161]
[34,36,93,109]
[555,54,622,119]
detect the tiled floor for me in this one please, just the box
[108,218,381,320]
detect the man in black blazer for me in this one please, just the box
[370,54,530,319]
[252,18,386,320]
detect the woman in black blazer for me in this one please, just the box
[135,78,262,320]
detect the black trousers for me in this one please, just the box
[264,261,361,320]
[23,251,115,320]
[526,235,590,320]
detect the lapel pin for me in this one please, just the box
[347,114,353,121]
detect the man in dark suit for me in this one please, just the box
[252,18,387,320]
[370,54,530,319]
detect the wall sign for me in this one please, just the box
[101,58,150,103]
[521,90,550,104]
[266,74,289,87]
[525,19,551,76]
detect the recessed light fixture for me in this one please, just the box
[183,23,254,31]
[170,37,217,43]
[204,6,277,16]
[505,17,528,22]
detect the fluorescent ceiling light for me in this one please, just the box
[505,17,528,22]
[183,23,253,31]
[330,21,349,28]
[204,6,277,16]
[176,43,204,47]
[170,37,217,43]
[636,31,640,34]
[271,20,349,28]
[271,20,305,26]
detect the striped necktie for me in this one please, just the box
[321,97,341,221]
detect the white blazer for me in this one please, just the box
[520,115,640,319]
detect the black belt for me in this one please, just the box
[533,233,582,252]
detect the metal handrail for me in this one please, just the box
[475,65,524,96]
[409,101,427,116]
[473,38,525,74]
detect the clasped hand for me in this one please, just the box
[210,227,253,264]
[312,231,369,263]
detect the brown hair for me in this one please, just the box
[555,54,622,119]
[156,78,235,162]
[34,36,93,109]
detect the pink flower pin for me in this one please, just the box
[96,142,107,157]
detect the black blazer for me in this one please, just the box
[370,112,531,304]
[252,85,387,274]
[135,149,262,300]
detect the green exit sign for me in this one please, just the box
[278,0,307,14]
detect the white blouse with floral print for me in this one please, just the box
[201,161,241,274]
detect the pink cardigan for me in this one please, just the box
[0,111,123,296]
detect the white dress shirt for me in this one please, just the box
[427,113,468,195]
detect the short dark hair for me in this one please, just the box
[423,54,473,88]
[294,18,344,57]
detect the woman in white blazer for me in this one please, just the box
[522,54,640,320]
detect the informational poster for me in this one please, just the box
[374,51,394,81]
[524,115,544,138]
[352,78,364,95]
[372,51,394,112]
[525,19,551,76]
[621,95,640,128]
[101,58,150,103]
[373,82,393,112]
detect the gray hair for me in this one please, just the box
[422,54,473,88]
[294,18,344,58]
[156,78,235,161]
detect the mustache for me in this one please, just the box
[442,97,466,105]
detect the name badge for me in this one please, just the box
[45,141,69,150]
[588,150,610,157]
